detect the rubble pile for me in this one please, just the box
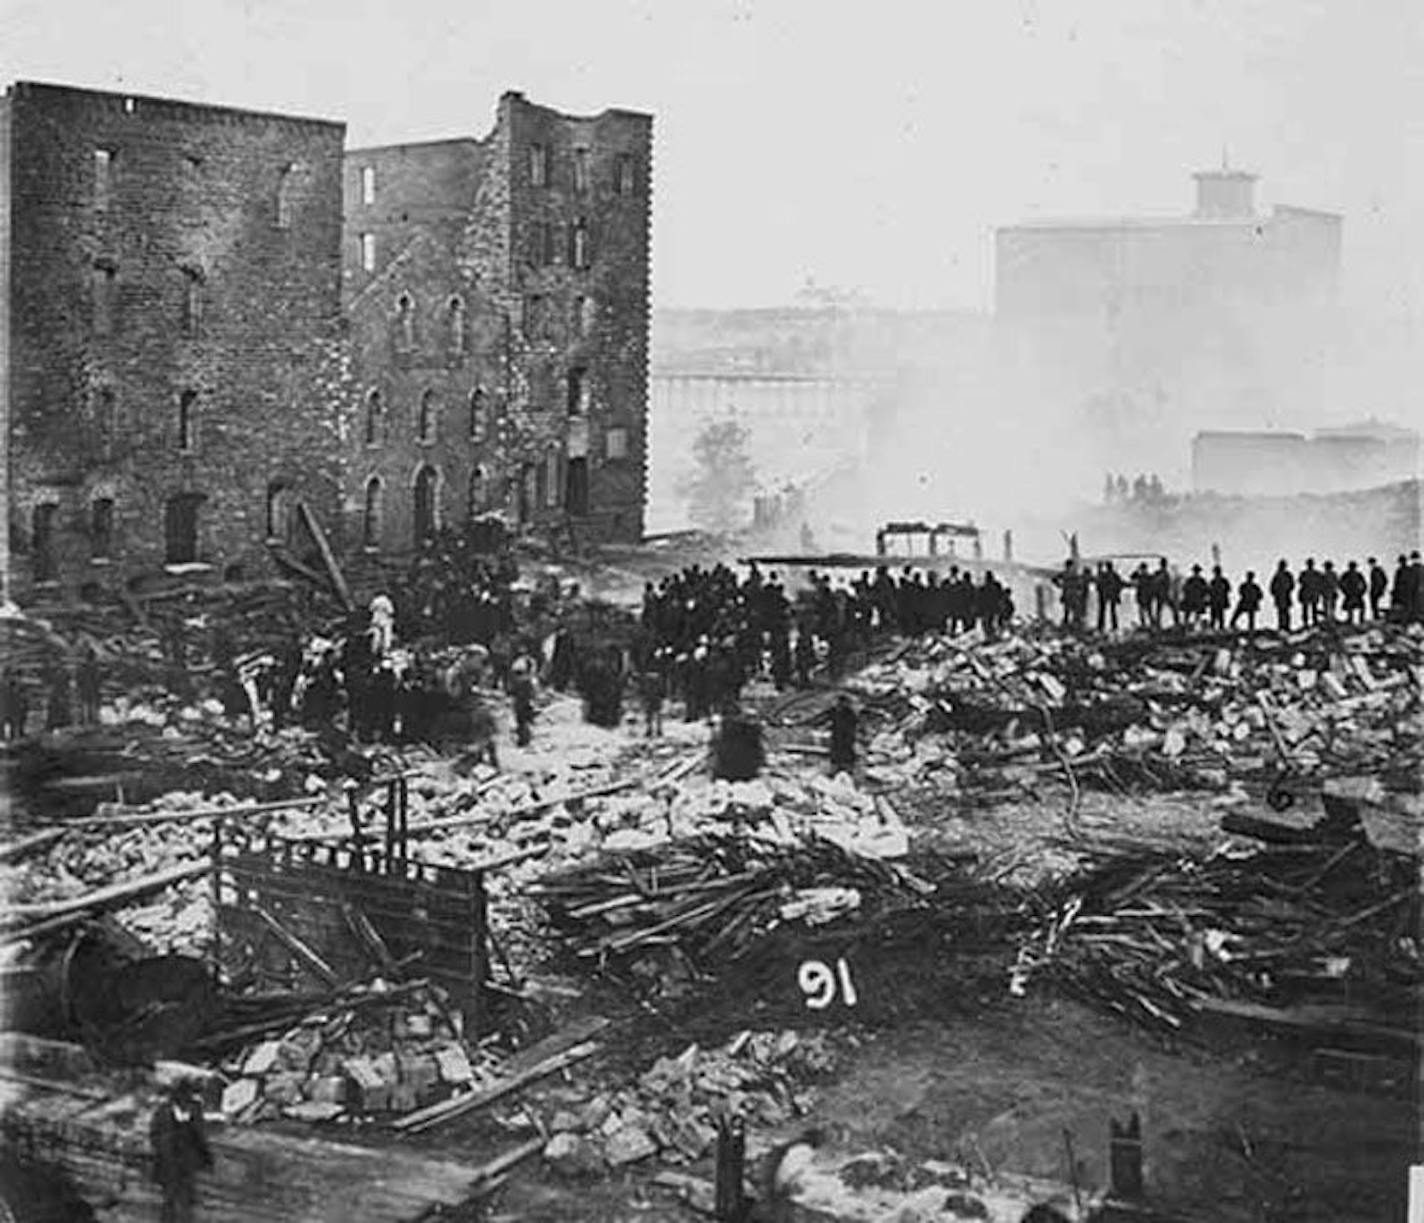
[1010,824,1421,1046]
[531,832,925,973]
[211,980,494,1125]
[842,623,1421,800]
[543,1029,835,1174]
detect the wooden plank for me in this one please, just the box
[394,1015,610,1133]
[394,1038,602,1134]
[69,794,327,829]
[0,827,66,863]
[253,906,341,987]
[403,778,641,837]
[1,860,208,925]
[298,501,355,612]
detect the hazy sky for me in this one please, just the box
[3,0,1420,332]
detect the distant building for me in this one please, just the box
[1192,421,1420,496]
[0,81,347,601]
[342,92,652,552]
[995,165,1343,477]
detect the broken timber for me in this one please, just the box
[298,501,355,612]
[394,1014,610,1133]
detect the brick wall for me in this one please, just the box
[3,82,347,599]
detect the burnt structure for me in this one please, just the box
[0,82,348,602]
[0,83,652,600]
[342,91,652,554]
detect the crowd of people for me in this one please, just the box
[1053,550,1424,635]
[629,561,1019,730]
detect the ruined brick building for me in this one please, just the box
[0,83,652,600]
[343,91,652,555]
[0,82,348,602]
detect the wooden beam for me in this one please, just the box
[394,1015,610,1134]
[66,794,327,830]
[1,860,208,926]
[254,906,341,988]
[0,828,66,863]
[297,502,355,612]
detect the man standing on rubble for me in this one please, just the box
[1229,571,1263,635]
[1095,562,1123,634]
[1207,565,1231,632]
[1339,561,1367,625]
[1299,558,1321,627]
[1131,563,1153,630]
[150,1078,212,1223]
[1367,557,1388,621]
[1269,560,1295,632]
[1181,565,1209,630]
[508,653,537,747]
[1320,560,1341,622]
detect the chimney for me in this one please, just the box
[1192,167,1257,219]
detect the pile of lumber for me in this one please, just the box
[1010,821,1421,1049]
[530,833,926,968]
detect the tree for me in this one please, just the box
[677,419,758,534]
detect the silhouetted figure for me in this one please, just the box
[1181,564,1208,629]
[1230,570,1263,635]
[1207,566,1230,632]
[150,1079,212,1223]
[1269,560,1294,632]
[509,654,537,746]
[1320,560,1340,622]
[1339,560,1366,625]
[1299,558,1321,626]
[1367,557,1388,620]
[1096,562,1123,633]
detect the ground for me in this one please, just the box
[407,699,1416,1223]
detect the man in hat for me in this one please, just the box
[150,1078,212,1223]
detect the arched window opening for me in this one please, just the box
[396,292,415,349]
[566,367,590,416]
[468,465,489,518]
[363,477,383,549]
[413,466,439,545]
[181,267,203,337]
[276,163,300,229]
[545,447,562,508]
[569,218,590,270]
[417,390,438,444]
[178,389,198,452]
[364,389,384,446]
[447,296,466,354]
[469,388,487,442]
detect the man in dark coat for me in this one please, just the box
[1339,560,1367,625]
[1181,564,1209,629]
[1207,566,1231,632]
[1269,560,1295,632]
[1320,560,1341,622]
[150,1078,212,1223]
[827,694,858,776]
[1230,571,1263,635]
[1299,558,1321,627]
[1367,557,1388,620]
[1095,562,1123,633]
[1391,554,1411,621]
